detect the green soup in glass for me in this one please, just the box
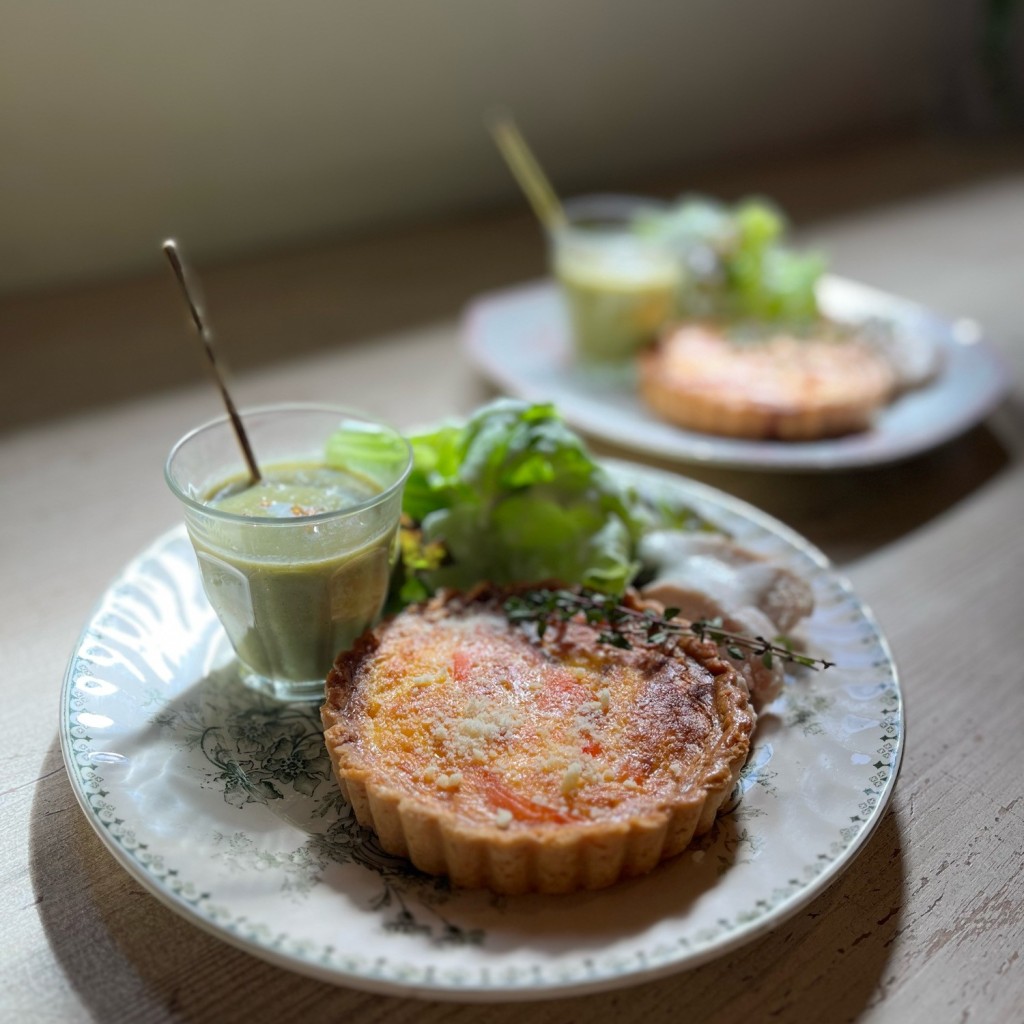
[551,195,682,363]
[166,406,412,702]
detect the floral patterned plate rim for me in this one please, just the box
[60,463,902,1002]
[463,274,1010,471]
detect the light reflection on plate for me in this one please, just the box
[60,465,902,1001]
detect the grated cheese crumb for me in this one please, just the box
[435,771,462,791]
[408,673,440,687]
[562,761,583,797]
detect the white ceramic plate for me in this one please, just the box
[463,276,1010,470]
[61,465,902,1001]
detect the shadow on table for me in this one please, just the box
[32,731,908,1024]
[4,131,1022,438]
[590,416,1014,567]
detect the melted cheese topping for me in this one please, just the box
[338,600,737,829]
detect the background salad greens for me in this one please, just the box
[634,196,825,323]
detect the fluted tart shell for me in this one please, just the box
[321,586,755,895]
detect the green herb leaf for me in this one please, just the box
[505,588,834,671]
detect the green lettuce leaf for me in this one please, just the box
[397,399,645,600]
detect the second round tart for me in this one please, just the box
[322,586,755,894]
[638,322,897,439]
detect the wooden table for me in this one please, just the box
[4,135,1023,1022]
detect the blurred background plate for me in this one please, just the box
[462,274,1012,471]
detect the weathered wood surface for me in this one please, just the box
[3,136,1023,1023]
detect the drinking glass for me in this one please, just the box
[165,403,412,701]
[550,194,682,363]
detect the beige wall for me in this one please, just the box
[1,1,940,294]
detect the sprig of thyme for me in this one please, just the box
[503,587,834,671]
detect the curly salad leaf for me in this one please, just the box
[323,400,719,608]
[390,400,717,607]
[395,399,640,602]
[633,196,825,323]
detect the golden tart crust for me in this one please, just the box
[321,586,755,894]
[638,322,896,440]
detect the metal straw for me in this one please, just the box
[487,110,567,232]
[162,239,262,484]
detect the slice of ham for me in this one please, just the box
[638,531,815,707]
[639,532,814,632]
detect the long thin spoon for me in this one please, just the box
[487,110,567,232]
[162,239,262,484]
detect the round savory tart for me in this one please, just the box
[638,322,897,440]
[321,585,755,895]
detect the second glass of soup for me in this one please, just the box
[551,195,682,364]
